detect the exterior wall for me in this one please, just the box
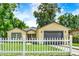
[7,22,70,40]
[36,23,69,40]
[36,29,40,39]
[71,31,79,36]
[7,28,26,39]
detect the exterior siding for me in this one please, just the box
[37,23,69,39]
[7,22,70,40]
[7,28,26,39]
[70,31,79,36]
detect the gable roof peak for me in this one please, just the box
[37,22,71,30]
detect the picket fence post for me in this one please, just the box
[23,37,26,56]
[70,35,72,56]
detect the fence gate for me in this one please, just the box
[0,36,72,56]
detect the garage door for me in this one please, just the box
[44,31,63,38]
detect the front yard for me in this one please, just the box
[0,42,61,51]
[72,43,79,47]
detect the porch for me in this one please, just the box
[26,30,36,39]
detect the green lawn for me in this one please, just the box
[0,42,61,51]
[72,43,79,47]
[0,42,70,56]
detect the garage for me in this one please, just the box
[44,31,63,38]
[44,31,64,45]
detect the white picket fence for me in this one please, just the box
[0,36,72,56]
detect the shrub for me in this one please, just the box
[72,35,79,43]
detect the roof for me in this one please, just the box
[7,28,26,32]
[7,22,71,32]
[69,29,79,32]
[37,22,71,30]
[7,27,37,33]
[23,27,37,31]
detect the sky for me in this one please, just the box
[13,3,79,27]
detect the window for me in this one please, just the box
[11,33,22,39]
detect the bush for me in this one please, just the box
[73,35,79,43]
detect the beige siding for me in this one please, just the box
[36,29,40,39]
[37,23,69,39]
[7,28,26,38]
[7,22,70,40]
[71,31,79,36]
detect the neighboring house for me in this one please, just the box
[69,29,79,36]
[7,22,70,40]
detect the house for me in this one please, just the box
[7,22,70,40]
[69,29,79,36]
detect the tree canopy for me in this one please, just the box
[0,3,28,37]
[58,13,79,30]
[33,3,60,27]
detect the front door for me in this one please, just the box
[27,34,36,40]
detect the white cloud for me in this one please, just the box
[72,9,79,15]
[13,10,37,27]
[13,11,30,21]
[13,3,41,27]
[25,19,38,27]
[55,8,66,22]
[56,8,79,18]
[31,3,40,13]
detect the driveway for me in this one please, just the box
[53,45,79,56]
[72,48,79,55]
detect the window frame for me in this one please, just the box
[11,32,22,39]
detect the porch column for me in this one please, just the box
[23,35,26,40]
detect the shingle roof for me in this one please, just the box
[23,27,37,31]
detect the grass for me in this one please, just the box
[0,42,70,56]
[72,43,79,47]
[0,42,61,51]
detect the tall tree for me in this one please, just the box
[13,18,28,29]
[58,13,79,30]
[0,3,28,37]
[33,3,60,27]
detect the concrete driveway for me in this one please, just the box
[53,45,79,56]
[72,48,79,55]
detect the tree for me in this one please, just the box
[58,13,79,30]
[13,18,28,29]
[0,3,18,37]
[0,3,28,37]
[33,3,60,27]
